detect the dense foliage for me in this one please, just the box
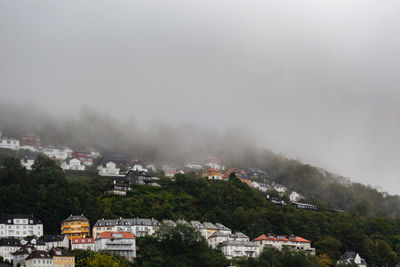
[1,156,400,266]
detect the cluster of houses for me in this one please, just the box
[0,213,321,265]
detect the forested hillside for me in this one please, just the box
[1,156,400,266]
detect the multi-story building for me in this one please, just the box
[220,240,259,259]
[49,247,75,267]
[0,214,43,239]
[43,235,69,250]
[97,161,120,176]
[71,237,95,251]
[95,232,136,262]
[92,218,159,238]
[201,169,225,180]
[61,215,90,240]
[252,234,315,255]
[25,250,53,267]
[60,158,85,171]
[0,135,20,150]
[208,231,249,249]
[42,147,72,161]
[71,151,93,166]
[12,244,35,267]
[0,238,20,262]
[20,135,41,148]
[105,180,131,196]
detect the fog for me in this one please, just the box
[1,0,400,193]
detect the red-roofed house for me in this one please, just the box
[71,237,95,250]
[240,178,254,187]
[95,232,136,262]
[252,234,315,255]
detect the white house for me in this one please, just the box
[20,154,38,170]
[185,163,203,170]
[252,234,315,255]
[20,238,46,251]
[42,147,72,161]
[289,191,304,202]
[337,251,367,267]
[220,240,259,259]
[61,158,85,171]
[97,161,120,176]
[208,231,249,249]
[252,182,269,192]
[190,221,208,238]
[0,238,20,262]
[95,232,136,262]
[43,235,69,250]
[0,136,20,150]
[25,250,53,267]
[71,237,95,250]
[128,164,147,172]
[0,215,43,239]
[272,183,288,193]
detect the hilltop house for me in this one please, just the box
[71,151,93,166]
[252,234,315,255]
[337,251,367,267]
[20,153,38,170]
[12,244,35,267]
[289,191,304,202]
[42,147,72,161]
[95,232,136,262]
[61,158,85,171]
[97,161,120,176]
[105,180,132,196]
[43,235,69,250]
[61,215,90,240]
[71,237,95,250]
[220,240,259,259]
[0,135,19,150]
[92,218,160,239]
[208,231,248,249]
[201,169,225,180]
[123,170,159,186]
[0,214,43,239]
[204,157,225,171]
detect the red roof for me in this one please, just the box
[71,238,94,244]
[240,178,254,186]
[252,234,311,243]
[98,231,135,239]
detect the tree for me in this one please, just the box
[313,236,342,261]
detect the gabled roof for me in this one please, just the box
[63,214,88,222]
[203,222,218,230]
[209,231,230,238]
[0,238,21,247]
[97,232,135,239]
[221,240,258,247]
[25,250,51,260]
[12,245,35,255]
[215,223,230,231]
[43,235,66,243]
[0,214,42,224]
[341,251,357,260]
[48,247,73,257]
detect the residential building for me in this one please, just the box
[20,154,38,170]
[252,234,315,255]
[97,161,120,176]
[123,170,159,186]
[190,221,207,238]
[20,238,46,251]
[289,191,303,202]
[42,147,72,161]
[43,235,69,250]
[92,218,159,239]
[94,232,136,262]
[0,136,19,150]
[127,162,147,172]
[337,251,367,267]
[12,244,35,267]
[224,168,248,179]
[202,222,219,239]
[71,151,93,166]
[201,169,225,180]
[48,247,75,267]
[19,135,41,148]
[220,240,259,259]
[240,178,254,187]
[208,231,248,249]
[0,214,43,239]
[204,157,225,171]
[0,238,20,262]
[61,215,90,240]
[252,182,269,192]
[105,180,131,196]
[184,163,203,170]
[272,183,287,193]
[61,158,85,171]
[215,223,232,235]
[25,250,52,267]
[71,238,95,250]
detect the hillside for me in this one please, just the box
[0,156,400,266]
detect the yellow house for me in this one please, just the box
[201,168,225,180]
[49,247,75,267]
[61,214,90,240]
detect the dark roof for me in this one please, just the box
[0,264,12,267]
[20,153,38,161]
[26,250,52,260]
[0,238,21,247]
[12,245,35,255]
[341,251,357,260]
[0,214,42,224]
[48,247,74,257]
[23,237,45,246]
[43,235,66,242]
[63,214,88,222]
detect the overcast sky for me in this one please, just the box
[1,0,400,193]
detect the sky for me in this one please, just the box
[1,0,400,193]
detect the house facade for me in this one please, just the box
[25,250,52,267]
[49,247,75,267]
[61,215,90,240]
[61,158,85,171]
[43,235,69,250]
[252,234,316,255]
[20,135,41,148]
[20,154,38,171]
[97,161,120,176]
[42,147,72,161]
[338,251,367,267]
[0,238,20,262]
[95,232,136,262]
[0,215,43,239]
[0,136,20,150]
[71,238,95,250]
[92,218,159,238]
[220,240,259,259]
